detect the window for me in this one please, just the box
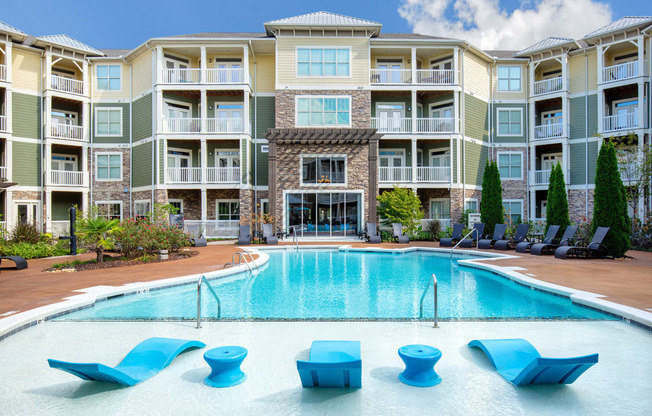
[297,97,350,127]
[302,156,346,184]
[96,65,121,90]
[503,200,523,224]
[217,200,239,221]
[498,152,522,179]
[430,199,451,221]
[134,200,151,219]
[168,199,183,214]
[497,66,521,91]
[52,154,77,171]
[497,109,522,136]
[260,145,269,153]
[95,108,122,136]
[297,48,350,76]
[465,199,478,212]
[96,202,122,220]
[96,153,122,181]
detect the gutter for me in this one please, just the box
[584,50,589,218]
[144,42,155,205]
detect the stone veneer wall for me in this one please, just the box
[417,189,450,219]
[569,189,594,223]
[91,147,132,218]
[274,90,371,129]
[493,147,529,221]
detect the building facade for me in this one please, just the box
[0,13,650,238]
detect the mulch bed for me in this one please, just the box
[45,250,199,272]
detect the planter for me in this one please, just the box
[192,236,207,247]
[158,249,169,261]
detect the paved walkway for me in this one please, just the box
[1,242,651,316]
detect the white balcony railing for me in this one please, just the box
[416,167,450,182]
[370,69,412,84]
[533,169,551,185]
[0,64,6,82]
[603,113,638,132]
[184,220,239,238]
[0,115,6,132]
[602,60,647,83]
[206,68,246,84]
[371,117,411,133]
[533,77,563,95]
[50,75,84,95]
[379,167,412,182]
[167,167,202,183]
[205,118,245,133]
[206,167,240,183]
[0,166,6,180]
[50,221,70,237]
[163,117,201,133]
[534,123,564,140]
[416,117,455,133]
[161,68,201,84]
[416,69,454,85]
[51,123,84,140]
[50,170,83,186]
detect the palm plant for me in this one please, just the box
[76,216,122,262]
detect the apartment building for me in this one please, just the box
[0,12,650,238]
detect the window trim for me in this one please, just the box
[168,198,184,215]
[215,199,240,221]
[502,199,524,223]
[260,145,269,153]
[497,151,523,180]
[497,65,523,92]
[429,198,451,220]
[375,102,406,118]
[94,107,123,137]
[295,95,352,128]
[300,154,348,186]
[94,152,123,182]
[133,199,151,218]
[295,46,352,78]
[95,200,123,221]
[429,149,451,167]
[379,148,406,168]
[465,198,479,213]
[496,107,523,137]
[95,64,122,92]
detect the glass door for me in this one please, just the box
[430,199,451,223]
[613,100,638,130]
[15,202,38,225]
[52,154,77,171]
[376,104,404,132]
[167,150,191,182]
[378,63,402,83]
[216,61,241,83]
[430,151,450,168]
[215,104,243,132]
[380,150,405,182]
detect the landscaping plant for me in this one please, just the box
[376,185,424,234]
[545,163,571,235]
[76,206,122,262]
[480,160,503,237]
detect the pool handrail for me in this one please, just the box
[292,226,299,250]
[230,251,256,271]
[197,275,221,328]
[450,228,479,258]
[419,274,438,328]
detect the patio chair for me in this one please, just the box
[530,226,578,256]
[237,224,251,245]
[439,223,464,247]
[477,224,507,249]
[365,222,381,244]
[516,225,559,253]
[48,337,205,386]
[468,338,598,386]
[262,223,278,245]
[554,227,612,259]
[392,223,409,244]
[459,223,485,248]
[494,223,530,250]
[297,340,362,388]
[0,256,28,271]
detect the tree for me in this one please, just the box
[613,132,652,220]
[76,206,122,262]
[480,160,503,237]
[592,141,631,257]
[376,186,424,234]
[545,163,571,235]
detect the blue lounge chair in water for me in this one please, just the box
[297,340,362,388]
[48,337,206,386]
[468,338,598,386]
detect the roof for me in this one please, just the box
[264,11,382,36]
[376,33,453,40]
[266,128,381,144]
[516,37,576,56]
[35,34,103,55]
[99,49,132,58]
[0,20,26,36]
[483,50,520,59]
[166,32,272,39]
[584,16,652,39]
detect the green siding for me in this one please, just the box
[240,139,248,183]
[12,141,41,186]
[570,141,598,185]
[159,140,165,184]
[132,142,153,188]
[570,94,598,139]
[12,92,41,139]
[464,142,488,186]
[93,103,130,144]
[254,144,269,186]
[52,192,82,221]
[133,94,152,142]
[250,96,275,138]
[493,103,526,143]
[452,139,458,183]
[465,94,489,142]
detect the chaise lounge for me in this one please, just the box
[554,226,612,259]
[365,222,381,244]
[297,340,362,388]
[392,223,409,244]
[494,223,530,250]
[516,225,559,253]
[530,226,578,256]
[477,224,507,250]
[237,224,251,245]
[458,223,485,248]
[262,223,278,245]
[439,223,464,247]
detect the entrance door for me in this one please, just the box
[430,151,450,168]
[15,202,38,225]
[613,99,638,130]
[215,150,240,182]
[380,150,406,182]
[378,63,402,83]
[377,104,404,132]
[167,150,191,182]
[165,58,189,82]
[541,200,547,218]
[215,104,243,132]
[430,106,453,119]
[52,154,78,171]
[541,153,562,172]
[216,61,241,83]
[430,199,451,224]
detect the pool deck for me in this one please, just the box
[1,241,651,317]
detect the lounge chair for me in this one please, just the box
[297,340,362,388]
[459,223,485,248]
[392,223,409,244]
[555,226,612,259]
[0,256,28,270]
[516,225,560,253]
[48,337,205,386]
[262,223,278,245]
[477,224,507,249]
[468,338,598,386]
[365,222,381,244]
[494,223,530,250]
[530,226,578,256]
[237,224,251,245]
[439,223,464,247]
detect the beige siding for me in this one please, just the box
[12,48,42,93]
[92,61,131,100]
[132,51,153,97]
[463,52,490,99]
[569,52,597,94]
[370,52,411,68]
[276,37,369,87]
[250,54,275,93]
[491,62,528,100]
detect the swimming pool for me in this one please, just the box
[57,249,612,321]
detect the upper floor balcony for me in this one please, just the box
[370,117,455,134]
[533,122,566,141]
[50,123,84,141]
[601,60,648,84]
[533,77,563,96]
[379,166,451,183]
[603,113,639,132]
[166,167,241,184]
[162,117,246,134]
[369,69,455,86]
[160,68,249,86]
[50,170,84,186]
[0,64,6,82]
[0,115,6,132]
[50,74,84,95]
[0,165,6,180]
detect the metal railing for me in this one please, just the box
[416,167,450,182]
[416,117,455,133]
[416,69,454,85]
[371,117,411,133]
[205,118,245,133]
[0,64,6,82]
[230,251,256,272]
[0,115,6,132]
[161,68,201,84]
[163,117,201,133]
[51,123,84,140]
[419,274,438,328]
[197,275,221,328]
[602,60,647,83]
[184,220,239,238]
[50,170,84,186]
[379,166,412,182]
[166,167,202,183]
[50,75,84,95]
[450,228,479,259]
[603,113,638,132]
[369,68,412,84]
[206,167,240,183]
[534,123,564,140]
[533,77,563,95]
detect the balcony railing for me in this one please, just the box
[50,220,70,237]
[205,118,245,133]
[50,170,83,186]
[534,123,564,140]
[379,167,412,182]
[161,68,201,84]
[0,166,6,180]
[603,113,638,132]
[206,68,246,84]
[416,69,454,85]
[167,167,202,183]
[0,64,6,82]
[184,220,239,238]
[416,167,450,182]
[369,69,412,84]
[532,169,551,185]
[416,117,455,133]
[51,123,84,140]
[163,117,202,133]
[371,117,411,133]
[206,167,240,183]
[533,77,563,96]
[50,75,84,95]
[602,60,647,83]
[0,115,6,132]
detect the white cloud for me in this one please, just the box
[398,0,613,50]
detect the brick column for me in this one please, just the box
[368,136,379,222]
[268,138,277,228]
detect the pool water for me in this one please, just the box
[58,250,612,320]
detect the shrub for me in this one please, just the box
[113,213,191,258]
[631,213,652,251]
[76,206,122,262]
[480,160,503,237]
[0,241,67,259]
[376,186,424,234]
[546,163,571,235]
[421,220,441,240]
[10,222,41,244]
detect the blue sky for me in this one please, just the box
[2,0,651,50]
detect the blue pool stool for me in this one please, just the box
[203,346,248,387]
[398,344,442,387]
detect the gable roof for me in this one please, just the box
[484,50,520,59]
[166,32,271,39]
[583,16,652,39]
[516,37,576,56]
[35,34,103,55]
[264,11,382,35]
[0,20,27,41]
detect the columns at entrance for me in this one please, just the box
[368,136,379,222]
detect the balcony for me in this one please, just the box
[602,61,647,84]
[205,118,245,134]
[50,75,84,95]
[532,169,551,186]
[166,167,241,184]
[534,123,564,140]
[371,117,455,134]
[0,115,6,132]
[0,165,6,179]
[0,64,6,82]
[167,167,202,183]
[51,124,84,140]
[161,68,201,84]
[533,77,563,96]
[163,118,201,133]
[369,69,455,85]
[416,167,450,182]
[206,68,246,84]
[416,118,454,133]
[379,167,412,183]
[603,113,638,132]
[206,167,240,183]
[50,170,83,186]
[160,68,247,85]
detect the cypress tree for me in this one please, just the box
[592,141,631,257]
[546,163,571,235]
[481,160,503,237]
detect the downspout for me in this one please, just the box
[249,40,257,218]
[489,59,495,160]
[88,58,94,208]
[461,45,470,210]
[40,49,44,229]
[525,60,529,220]
[124,57,133,215]
[584,50,589,218]
[144,42,154,205]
